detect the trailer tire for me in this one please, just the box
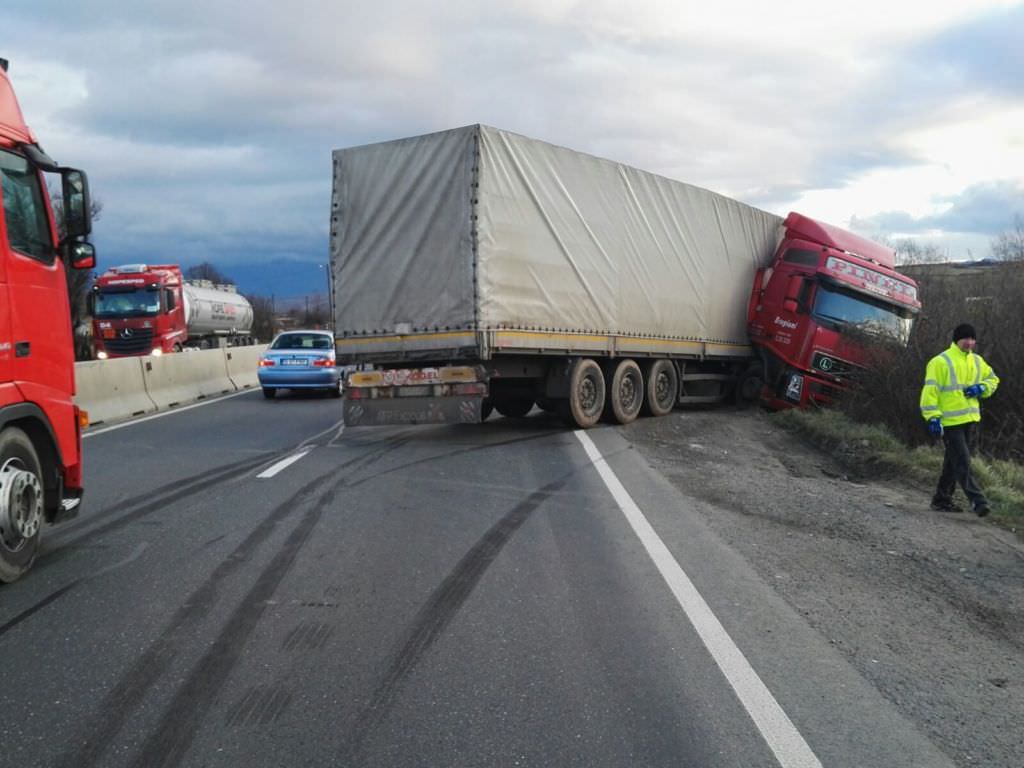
[480,399,494,422]
[560,358,605,429]
[641,359,677,417]
[605,359,643,424]
[494,398,534,418]
[0,427,44,583]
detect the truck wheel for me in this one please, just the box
[173,344,183,353]
[735,365,765,408]
[494,398,534,418]
[0,427,45,583]
[641,359,677,417]
[480,399,494,422]
[605,359,643,424]
[262,387,277,399]
[561,358,605,429]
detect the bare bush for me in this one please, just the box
[838,263,1024,462]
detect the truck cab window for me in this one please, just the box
[165,288,176,312]
[0,150,53,263]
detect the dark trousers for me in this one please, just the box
[934,423,987,510]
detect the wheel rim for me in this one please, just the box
[0,458,43,552]
[655,370,673,408]
[580,374,600,415]
[621,372,640,412]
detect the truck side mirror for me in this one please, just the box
[60,168,92,238]
[783,274,804,313]
[66,241,96,270]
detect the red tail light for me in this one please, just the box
[312,358,336,367]
[259,359,275,367]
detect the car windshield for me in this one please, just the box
[271,333,332,350]
[812,282,913,343]
[94,289,161,317]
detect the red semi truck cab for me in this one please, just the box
[747,212,921,408]
[0,58,96,581]
[92,264,188,357]
[92,263,254,357]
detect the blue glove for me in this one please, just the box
[928,418,943,437]
[963,383,986,398]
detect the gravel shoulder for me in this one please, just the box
[621,408,1024,768]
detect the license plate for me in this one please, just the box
[281,358,308,366]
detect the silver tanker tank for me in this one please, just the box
[181,280,254,339]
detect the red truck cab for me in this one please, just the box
[92,264,186,357]
[0,58,96,581]
[747,212,920,408]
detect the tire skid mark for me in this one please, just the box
[0,543,149,638]
[345,430,565,489]
[53,435,407,768]
[129,479,342,768]
[341,472,572,760]
[41,452,275,560]
[225,685,293,727]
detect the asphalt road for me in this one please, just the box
[0,391,955,767]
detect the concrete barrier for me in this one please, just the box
[141,348,235,409]
[74,357,157,425]
[224,344,267,390]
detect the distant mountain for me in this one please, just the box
[187,259,331,303]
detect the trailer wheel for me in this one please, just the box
[494,398,534,418]
[560,358,605,429]
[605,359,643,424]
[480,399,494,422]
[0,427,44,583]
[641,359,677,417]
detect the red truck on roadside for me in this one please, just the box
[91,263,254,358]
[0,58,96,581]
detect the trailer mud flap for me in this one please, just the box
[344,396,483,426]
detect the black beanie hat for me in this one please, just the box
[953,323,977,342]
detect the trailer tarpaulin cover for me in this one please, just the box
[331,124,782,345]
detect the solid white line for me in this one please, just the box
[574,430,823,768]
[256,449,312,479]
[83,389,255,438]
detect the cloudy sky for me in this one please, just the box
[4,0,1023,296]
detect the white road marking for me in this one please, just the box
[574,430,823,768]
[257,450,312,479]
[83,389,254,438]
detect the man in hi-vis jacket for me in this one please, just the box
[920,323,999,516]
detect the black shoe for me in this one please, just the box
[974,504,991,518]
[931,500,963,512]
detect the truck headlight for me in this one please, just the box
[151,348,163,357]
[785,373,803,403]
[97,351,108,360]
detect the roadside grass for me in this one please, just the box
[774,408,1024,531]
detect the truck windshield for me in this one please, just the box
[812,282,913,343]
[94,289,161,317]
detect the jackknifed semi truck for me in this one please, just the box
[331,125,920,428]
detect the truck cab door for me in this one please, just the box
[0,149,74,399]
[0,247,11,390]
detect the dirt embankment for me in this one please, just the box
[622,409,1024,768]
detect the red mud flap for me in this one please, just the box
[344,395,483,426]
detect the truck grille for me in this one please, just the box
[105,328,154,355]
[811,352,860,381]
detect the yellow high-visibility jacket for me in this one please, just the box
[920,342,999,426]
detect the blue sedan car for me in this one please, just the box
[258,330,341,399]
